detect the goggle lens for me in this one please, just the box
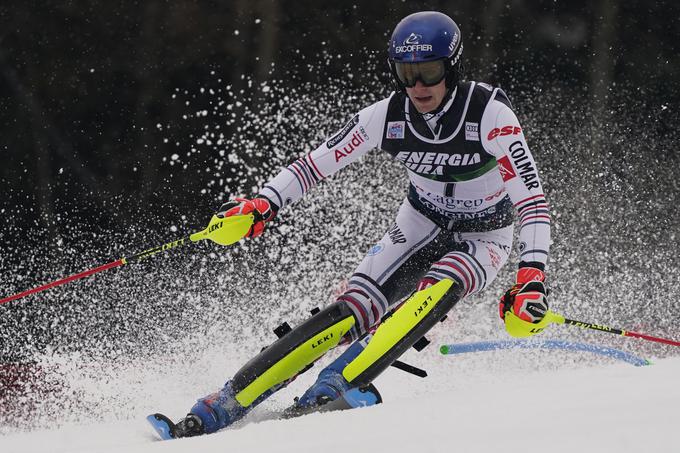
[394,60,447,88]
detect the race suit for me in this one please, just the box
[258,81,550,339]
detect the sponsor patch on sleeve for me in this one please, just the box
[386,121,405,139]
[497,155,517,182]
[327,115,360,149]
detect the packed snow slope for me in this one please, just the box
[2,349,678,453]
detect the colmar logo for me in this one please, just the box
[497,155,516,182]
[487,125,522,141]
[508,141,539,190]
[388,224,406,244]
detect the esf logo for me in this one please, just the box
[487,125,522,141]
[487,246,502,270]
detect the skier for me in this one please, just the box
[149,10,551,438]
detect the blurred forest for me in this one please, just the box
[1,0,678,240]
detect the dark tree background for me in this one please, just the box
[1,0,680,361]
[2,0,678,239]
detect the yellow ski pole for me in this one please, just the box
[507,309,680,347]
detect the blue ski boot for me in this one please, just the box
[148,380,281,439]
[287,334,382,417]
[191,380,285,434]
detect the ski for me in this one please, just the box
[146,412,205,440]
[146,414,176,441]
[147,383,382,441]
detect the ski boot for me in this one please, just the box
[285,334,382,417]
[190,380,273,434]
[148,380,273,439]
[294,365,353,408]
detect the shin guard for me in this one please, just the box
[342,279,462,387]
[231,301,356,407]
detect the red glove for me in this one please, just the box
[499,267,548,323]
[216,196,276,238]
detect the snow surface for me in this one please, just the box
[2,349,678,453]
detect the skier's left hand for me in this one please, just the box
[216,196,276,238]
[499,267,549,330]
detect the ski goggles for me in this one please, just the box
[393,59,447,88]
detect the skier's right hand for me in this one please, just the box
[216,196,276,238]
[499,267,550,337]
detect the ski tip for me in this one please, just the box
[342,383,382,408]
[147,413,175,441]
